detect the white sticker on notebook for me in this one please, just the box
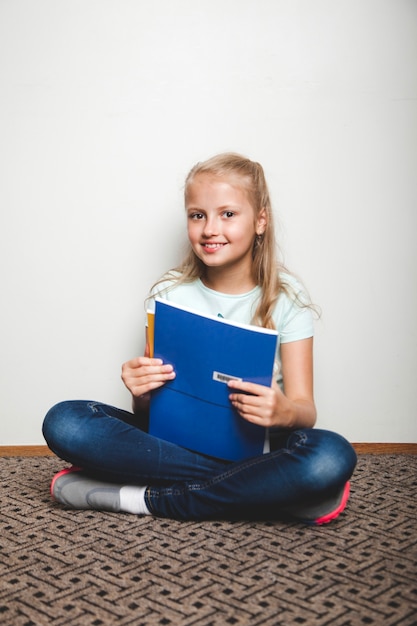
[212,371,242,384]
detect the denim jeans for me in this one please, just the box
[42,400,357,521]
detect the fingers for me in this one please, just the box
[228,379,276,426]
[227,379,261,396]
[229,394,264,422]
[124,356,165,368]
[227,379,270,408]
[121,356,176,397]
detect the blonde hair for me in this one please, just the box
[153,153,294,329]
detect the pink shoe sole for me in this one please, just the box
[50,466,82,499]
[313,481,351,525]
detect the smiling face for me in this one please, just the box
[185,174,266,290]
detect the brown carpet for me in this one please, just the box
[1,454,416,626]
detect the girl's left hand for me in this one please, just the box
[228,379,292,428]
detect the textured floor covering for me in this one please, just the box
[1,454,416,626]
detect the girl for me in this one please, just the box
[43,153,357,524]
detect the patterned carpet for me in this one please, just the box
[1,454,416,626]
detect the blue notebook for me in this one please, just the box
[149,298,279,461]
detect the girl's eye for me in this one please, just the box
[223,211,235,218]
[189,212,205,220]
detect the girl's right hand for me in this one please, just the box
[121,356,176,399]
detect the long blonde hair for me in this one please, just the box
[154,153,292,329]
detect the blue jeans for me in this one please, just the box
[42,401,357,521]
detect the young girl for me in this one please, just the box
[43,153,357,524]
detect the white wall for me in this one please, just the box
[1,0,416,445]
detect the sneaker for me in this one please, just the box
[286,482,351,525]
[50,467,122,512]
[50,466,81,498]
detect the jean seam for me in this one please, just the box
[148,429,308,502]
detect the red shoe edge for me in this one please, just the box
[50,466,82,499]
[313,481,351,525]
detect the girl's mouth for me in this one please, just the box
[202,243,226,250]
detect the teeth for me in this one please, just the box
[204,243,223,248]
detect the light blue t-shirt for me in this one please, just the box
[147,272,314,388]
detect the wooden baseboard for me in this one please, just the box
[0,445,54,457]
[0,443,416,457]
[352,443,417,454]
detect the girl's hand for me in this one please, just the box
[121,356,176,399]
[228,379,292,428]
[228,338,317,429]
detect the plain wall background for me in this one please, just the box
[1,0,416,445]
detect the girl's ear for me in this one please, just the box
[256,208,267,235]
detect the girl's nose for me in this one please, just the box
[203,216,219,237]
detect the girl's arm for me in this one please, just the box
[228,337,316,429]
[121,331,176,415]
